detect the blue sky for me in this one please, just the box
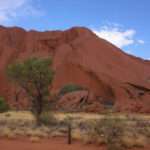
[0,0,150,60]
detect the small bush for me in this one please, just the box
[59,84,84,96]
[98,117,125,150]
[39,111,57,126]
[1,127,16,139]
[0,97,9,113]
[122,134,147,148]
[87,116,125,150]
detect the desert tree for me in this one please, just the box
[7,57,54,124]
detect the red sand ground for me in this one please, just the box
[0,137,149,150]
[0,25,150,113]
[0,137,101,150]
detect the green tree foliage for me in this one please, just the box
[59,83,83,96]
[0,97,9,113]
[7,57,54,123]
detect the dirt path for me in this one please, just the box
[0,137,103,150]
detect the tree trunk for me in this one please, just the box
[68,123,72,144]
[34,95,43,126]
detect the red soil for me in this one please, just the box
[0,25,150,113]
[0,138,149,150]
[0,138,101,150]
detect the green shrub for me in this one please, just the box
[0,97,9,113]
[59,84,84,96]
[39,111,57,126]
[100,118,124,150]
[87,116,125,150]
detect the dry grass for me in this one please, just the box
[122,134,148,148]
[0,111,35,121]
[0,111,150,122]
[0,111,149,149]
[54,112,150,121]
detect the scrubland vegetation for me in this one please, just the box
[0,111,149,149]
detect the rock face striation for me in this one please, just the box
[0,25,150,113]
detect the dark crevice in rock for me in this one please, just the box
[126,82,150,92]
[123,82,150,99]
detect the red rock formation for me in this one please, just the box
[0,25,150,113]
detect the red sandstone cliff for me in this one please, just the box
[0,25,150,113]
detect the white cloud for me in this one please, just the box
[93,26,144,48]
[0,0,27,10]
[0,0,41,23]
[138,40,145,44]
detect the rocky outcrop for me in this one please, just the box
[0,25,150,113]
